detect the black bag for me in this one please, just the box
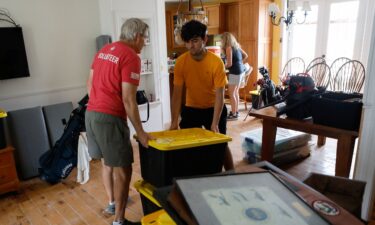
[277,74,324,119]
[136,90,149,123]
[38,95,89,184]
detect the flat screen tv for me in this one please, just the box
[0,27,30,80]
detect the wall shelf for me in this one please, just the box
[141,72,153,76]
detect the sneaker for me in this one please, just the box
[227,112,238,121]
[104,203,115,215]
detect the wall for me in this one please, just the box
[354,0,375,220]
[270,0,282,83]
[98,0,171,130]
[0,0,100,111]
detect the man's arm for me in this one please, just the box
[211,87,225,132]
[170,84,183,130]
[87,69,94,96]
[122,82,152,147]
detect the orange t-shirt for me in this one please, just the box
[174,51,227,108]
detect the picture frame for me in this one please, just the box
[175,171,331,225]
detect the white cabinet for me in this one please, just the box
[113,12,164,134]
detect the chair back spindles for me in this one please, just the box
[333,60,365,93]
[280,57,305,83]
[305,56,326,72]
[305,62,331,88]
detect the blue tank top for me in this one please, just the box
[228,47,245,75]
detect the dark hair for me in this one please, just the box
[181,20,207,42]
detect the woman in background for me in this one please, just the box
[221,32,249,120]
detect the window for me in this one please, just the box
[326,1,359,64]
[287,0,360,66]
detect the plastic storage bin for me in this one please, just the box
[141,209,176,225]
[137,128,231,187]
[0,109,7,149]
[134,180,162,215]
[311,92,363,131]
[241,128,311,165]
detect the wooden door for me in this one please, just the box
[239,0,259,92]
[224,2,239,40]
[258,0,273,74]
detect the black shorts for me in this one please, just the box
[179,105,228,134]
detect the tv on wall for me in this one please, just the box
[0,27,30,80]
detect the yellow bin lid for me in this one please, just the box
[134,180,161,207]
[141,209,176,225]
[0,109,7,118]
[142,128,231,151]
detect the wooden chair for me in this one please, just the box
[305,56,326,72]
[280,57,305,83]
[330,57,351,89]
[332,60,365,92]
[305,62,331,88]
[239,70,252,110]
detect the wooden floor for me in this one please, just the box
[0,105,374,224]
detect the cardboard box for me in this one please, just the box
[303,173,366,218]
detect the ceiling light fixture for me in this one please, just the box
[174,0,208,45]
[268,0,311,29]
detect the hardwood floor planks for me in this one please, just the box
[0,105,373,224]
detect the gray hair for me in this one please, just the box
[120,18,149,41]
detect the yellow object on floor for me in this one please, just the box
[134,180,161,207]
[0,109,7,118]
[141,209,176,225]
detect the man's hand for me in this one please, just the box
[210,124,219,133]
[137,131,154,148]
[169,121,179,130]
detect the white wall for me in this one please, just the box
[0,0,101,110]
[354,5,375,218]
[98,0,171,129]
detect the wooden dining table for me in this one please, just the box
[249,106,359,177]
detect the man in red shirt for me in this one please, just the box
[86,18,152,225]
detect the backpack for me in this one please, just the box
[38,95,89,184]
[277,74,324,119]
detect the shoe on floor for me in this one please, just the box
[103,203,115,215]
[227,111,238,121]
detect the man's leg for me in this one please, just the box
[218,105,234,170]
[224,145,234,170]
[113,166,132,223]
[101,159,115,214]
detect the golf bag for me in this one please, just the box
[39,95,89,184]
[257,67,282,105]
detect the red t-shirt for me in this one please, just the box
[87,41,141,119]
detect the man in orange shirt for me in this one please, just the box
[170,20,234,170]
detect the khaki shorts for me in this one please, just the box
[85,111,133,167]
